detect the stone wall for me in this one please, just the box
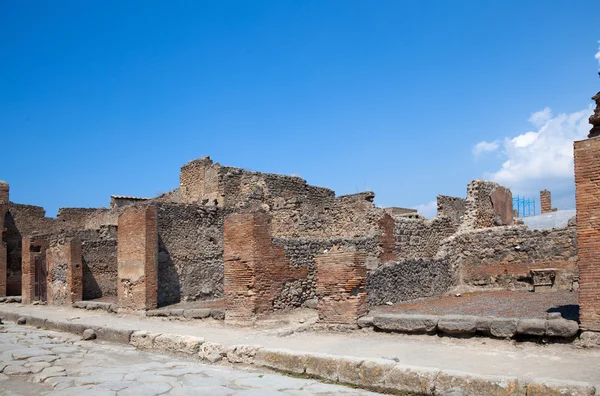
[156,203,224,307]
[367,258,453,305]
[437,225,578,291]
[46,237,82,306]
[394,216,458,259]
[55,208,113,231]
[574,136,600,331]
[437,195,466,224]
[271,236,379,309]
[80,227,118,300]
[0,181,8,296]
[224,212,308,323]
[4,203,52,295]
[460,180,513,230]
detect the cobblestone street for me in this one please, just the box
[0,322,377,396]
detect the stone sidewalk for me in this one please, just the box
[1,304,600,395]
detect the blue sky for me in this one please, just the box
[1,1,599,217]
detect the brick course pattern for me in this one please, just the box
[540,190,557,214]
[21,237,47,305]
[574,136,600,331]
[117,205,158,311]
[315,252,367,324]
[223,211,308,324]
[46,237,83,306]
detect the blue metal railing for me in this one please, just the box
[512,196,536,217]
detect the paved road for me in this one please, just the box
[0,322,377,396]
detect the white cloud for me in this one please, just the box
[528,107,552,128]
[596,41,600,68]
[472,140,499,156]
[481,106,593,210]
[413,200,437,219]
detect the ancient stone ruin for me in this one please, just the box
[1,85,599,345]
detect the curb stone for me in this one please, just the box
[0,308,595,396]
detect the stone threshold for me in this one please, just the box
[0,308,597,396]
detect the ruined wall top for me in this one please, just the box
[0,181,8,205]
[459,179,513,231]
[590,90,600,138]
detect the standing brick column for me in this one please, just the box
[46,238,83,306]
[575,136,600,331]
[224,211,307,324]
[21,237,47,304]
[0,181,8,297]
[540,189,556,214]
[117,205,158,310]
[315,252,367,324]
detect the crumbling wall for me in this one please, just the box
[271,236,379,309]
[55,208,112,230]
[0,181,8,296]
[394,216,458,259]
[156,203,224,306]
[437,195,466,224]
[80,227,118,300]
[438,225,577,290]
[367,258,453,305]
[46,237,82,306]
[224,212,309,323]
[4,203,52,295]
[460,180,513,230]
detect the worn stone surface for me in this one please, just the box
[546,319,579,338]
[372,314,438,333]
[517,319,547,336]
[0,322,370,395]
[82,329,97,340]
[490,318,518,338]
[437,315,478,335]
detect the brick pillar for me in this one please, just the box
[574,136,600,331]
[46,238,82,306]
[540,189,556,214]
[0,181,8,297]
[224,211,307,324]
[21,237,47,304]
[117,205,158,310]
[315,252,367,324]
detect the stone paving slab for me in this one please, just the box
[0,322,374,396]
[1,304,600,395]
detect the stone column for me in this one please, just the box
[117,205,158,311]
[574,136,600,331]
[315,252,368,324]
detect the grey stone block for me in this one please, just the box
[183,309,211,319]
[517,319,547,336]
[210,309,225,320]
[546,312,562,320]
[372,314,438,333]
[357,316,374,328]
[437,315,478,335]
[546,319,579,338]
[303,298,318,309]
[82,329,97,340]
[95,326,135,344]
[146,309,169,317]
[254,348,308,375]
[490,318,517,338]
[475,317,493,334]
[71,301,88,309]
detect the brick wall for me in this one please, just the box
[315,252,367,324]
[224,211,308,324]
[117,205,158,310]
[46,237,82,306]
[437,195,466,224]
[574,136,600,331]
[0,182,7,296]
[21,237,47,304]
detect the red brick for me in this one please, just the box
[117,205,158,311]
